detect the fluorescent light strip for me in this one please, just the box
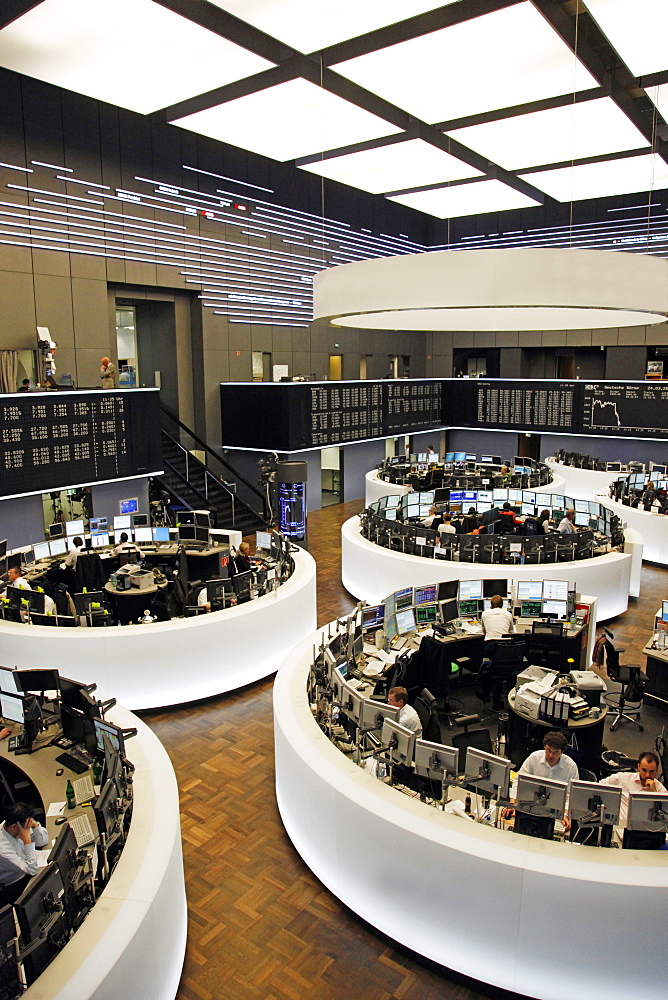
[134,175,241,207]
[0,162,33,173]
[607,203,661,211]
[2,199,186,235]
[241,231,267,238]
[7,184,103,205]
[183,164,274,194]
[253,204,420,252]
[224,316,309,327]
[57,175,110,189]
[31,161,72,171]
[28,198,187,231]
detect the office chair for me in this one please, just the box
[603,629,645,732]
[413,688,443,744]
[527,625,564,672]
[450,715,494,759]
[480,537,502,564]
[554,537,576,562]
[487,639,526,711]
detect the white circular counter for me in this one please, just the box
[342,516,633,622]
[274,631,668,1000]
[546,459,615,500]
[365,469,564,506]
[598,496,668,566]
[0,549,317,710]
[30,704,186,1000]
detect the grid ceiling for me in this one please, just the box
[1,0,667,221]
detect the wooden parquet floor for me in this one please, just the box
[141,501,668,1000]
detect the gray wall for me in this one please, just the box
[342,440,387,502]
[90,478,150,526]
[1,494,46,549]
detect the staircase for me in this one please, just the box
[158,407,267,535]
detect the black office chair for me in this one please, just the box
[487,639,526,711]
[450,715,494,760]
[603,628,645,732]
[554,537,577,562]
[413,688,443,744]
[528,623,564,672]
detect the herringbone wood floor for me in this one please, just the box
[142,500,667,1000]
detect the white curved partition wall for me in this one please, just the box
[30,705,186,1000]
[0,549,317,710]
[341,516,633,624]
[546,459,615,500]
[598,496,668,567]
[274,633,668,1000]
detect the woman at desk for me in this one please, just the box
[232,542,252,575]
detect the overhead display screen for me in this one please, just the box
[474,380,577,433]
[581,382,668,437]
[0,389,162,499]
[310,383,383,445]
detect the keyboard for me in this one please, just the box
[68,813,96,847]
[56,752,89,774]
[73,774,95,804]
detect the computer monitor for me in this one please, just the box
[340,680,364,725]
[65,519,84,537]
[3,585,24,610]
[89,517,108,535]
[445,452,454,463]
[662,601,668,624]
[574,512,589,528]
[233,570,253,599]
[459,579,482,600]
[94,777,122,839]
[394,587,413,612]
[90,532,110,548]
[568,780,622,828]
[133,527,153,543]
[463,747,510,799]
[73,591,105,617]
[22,589,46,616]
[416,604,437,626]
[395,608,416,635]
[0,667,19,695]
[49,820,84,928]
[384,613,398,642]
[516,580,543,601]
[15,863,68,985]
[33,541,51,561]
[152,526,170,542]
[542,580,569,601]
[49,538,67,557]
[131,513,149,528]
[93,718,125,756]
[15,669,59,697]
[358,699,401,733]
[521,503,536,517]
[413,740,459,780]
[416,452,426,463]
[483,579,507,598]
[362,604,384,631]
[439,599,459,623]
[523,491,536,505]
[551,495,565,508]
[0,692,24,724]
[380,718,415,765]
[206,579,233,612]
[256,531,272,554]
[120,498,138,515]
[458,600,479,618]
[113,515,131,531]
[623,792,668,850]
[454,452,466,462]
[516,774,568,821]
[606,462,622,472]
[437,580,459,601]
[47,522,64,539]
[520,599,543,618]
[542,599,568,620]
[414,584,437,605]
[177,524,197,542]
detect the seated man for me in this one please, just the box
[599,750,667,828]
[387,686,423,738]
[0,802,49,906]
[498,502,521,533]
[558,510,577,534]
[508,731,578,829]
[437,515,456,539]
[114,532,140,557]
[420,505,440,529]
[481,595,513,641]
[1,565,31,594]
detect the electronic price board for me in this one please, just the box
[0,389,162,499]
[310,383,383,445]
[474,380,577,433]
[581,382,668,437]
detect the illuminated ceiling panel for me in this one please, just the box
[584,0,668,77]
[388,179,541,219]
[333,2,597,124]
[519,153,668,202]
[648,83,668,124]
[298,138,481,194]
[0,0,273,115]
[172,78,400,161]
[210,0,458,53]
[447,97,649,171]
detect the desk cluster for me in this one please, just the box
[0,666,134,991]
[379,453,549,491]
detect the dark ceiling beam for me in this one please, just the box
[0,0,45,30]
[434,87,605,132]
[517,145,653,176]
[383,163,545,204]
[641,70,668,90]
[157,61,300,122]
[319,0,521,66]
[532,0,668,161]
[152,0,295,63]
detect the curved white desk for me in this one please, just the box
[27,704,186,1000]
[365,469,564,507]
[0,549,317,710]
[274,632,668,1000]
[546,459,615,500]
[342,516,633,623]
[598,496,668,567]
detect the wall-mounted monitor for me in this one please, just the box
[120,498,138,515]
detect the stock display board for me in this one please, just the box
[0,389,162,499]
[220,378,668,452]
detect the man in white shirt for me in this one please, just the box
[64,536,85,569]
[387,687,423,738]
[481,595,514,640]
[438,515,456,538]
[0,802,49,906]
[420,506,439,528]
[509,731,578,828]
[599,751,667,828]
[558,510,576,534]
[2,566,31,594]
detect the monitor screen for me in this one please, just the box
[414,585,436,605]
[542,599,568,620]
[606,462,622,472]
[65,519,84,538]
[515,774,568,819]
[463,747,510,799]
[458,599,479,618]
[16,669,59,696]
[416,604,437,626]
[462,491,477,502]
[47,523,64,538]
[416,452,426,463]
[482,579,507,598]
[445,453,454,462]
[395,608,416,635]
[551,495,565,508]
[256,531,272,552]
[478,490,493,504]
[662,601,668,624]
[0,668,19,695]
[178,525,197,541]
[523,491,536,504]
[89,517,108,535]
[573,512,589,527]
[120,498,138,515]
[459,579,482,600]
[394,587,413,612]
[33,541,50,561]
[542,580,569,601]
[568,780,622,827]
[454,452,466,462]
[359,699,401,734]
[114,515,131,531]
[413,739,459,779]
[94,718,125,756]
[439,598,459,623]
[520,599,543,618]
[482,598,510,612]
[381,718,416,765]
[49,538,67,557]
[1,693,24,724]
[492,488,508,502]
[153,526,170,542]
[516,580,543,600]
[507,489,522,502]
[521,503,536,517]
[385,613,398,642]
[437,580,459,601]
[91,532,110,548]
[133,527,153,543]
[362,604,384,630]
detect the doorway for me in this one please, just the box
[517,434,541,461]
[329,355,342,380]
[321,447,342,507]
[116,307,137,386]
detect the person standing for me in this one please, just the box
[100,357,116,389]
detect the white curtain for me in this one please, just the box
[0,351,19,393]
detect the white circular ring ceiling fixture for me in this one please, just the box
[313,248,668,331]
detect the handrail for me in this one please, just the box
[161,461,214,515]
[160,403,266,504]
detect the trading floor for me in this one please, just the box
[143,498,665,1000]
